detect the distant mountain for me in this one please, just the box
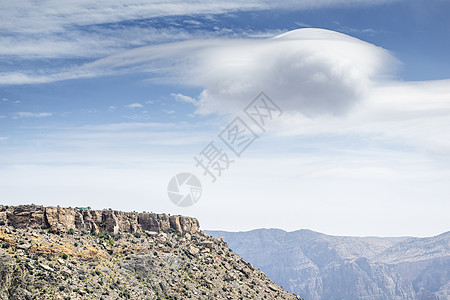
[207,229,450,300]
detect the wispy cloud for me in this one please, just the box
[124,112,150,120]
[0,0,398,62]
[13,112,53,119]
[172,93,199,106]
[0,0,394,35]
[125,103,143,109]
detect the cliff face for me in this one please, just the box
[0,205,302,300]
[0,205,199,235]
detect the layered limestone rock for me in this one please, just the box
[0,206,303,300]
[0,205,199,235]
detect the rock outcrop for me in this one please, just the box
[0,205,302,300]
[0,205,199,235]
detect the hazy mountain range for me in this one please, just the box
[207,229,450,300]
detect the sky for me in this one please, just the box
[1,0,449,237]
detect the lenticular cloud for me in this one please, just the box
[105,28,396,116]
[191,28,397,116]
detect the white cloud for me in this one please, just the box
[0,137,8,141]
[0,69,99,86]
[3,27,449,156]
[108,106,117,112]
[2,28,450,158]
[193,29,397,116]
[72,28,449,155]
[0,0,398,61]
[2,29,384,110]
[0,0,395,35]
[0,28,396,88]
[269,79,450,155]
[124,112,150,120]
[0,26,210,58]
[125,103,143,109]
[13,112,53,118]
[79,28,396,117]
[172,93,199,106]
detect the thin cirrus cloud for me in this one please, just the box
[125,103,144,109]
[0,0,397,59]
[1,28,397,115]
[13,112,53,119]
[172,93,199,106]
[0,0,395,34]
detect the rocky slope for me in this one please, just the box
[208,229,450,300]
[0,205,302,300]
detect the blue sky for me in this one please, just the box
[1,0,449,237]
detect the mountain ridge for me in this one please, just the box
[207,228,450,300]
[0,205,302,300]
